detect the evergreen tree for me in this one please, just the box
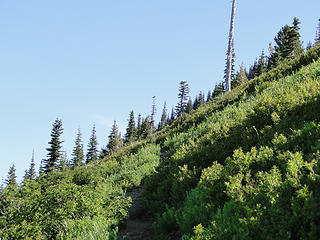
[315,18,320,45]
[212,82,224,99]
[306,41,313,51]
[206,90,212,102]
[136,114,142,139]
[107,121,122,153]
[43,118,64,173]
[150,96,156,131]
[125,111,136,143]
[158,102,168,130]
[175,81,189,117]
[290,17,303,56]
[248,59,259,80]
[59,150,68,170]
[86,124,99,164]
[39,159,44,176]
[5,164,17,187]
[232,63,248,88]
[257,50,267,75]
[186,98,193,113]
[140,117,152,139]
[72,129,84,167]
[268,18,303,69]
[23,150,36,181]
[169,107,175,123]
[193,92,204,110]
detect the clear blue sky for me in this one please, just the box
[1,0,319,183]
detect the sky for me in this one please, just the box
[1,0,319,183]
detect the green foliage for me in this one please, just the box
[143,58,320,239]
[0,144,160,239]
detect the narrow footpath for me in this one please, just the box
[119,188,155,240]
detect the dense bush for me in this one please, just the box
[145,59,320,239]
[0,144,160,239]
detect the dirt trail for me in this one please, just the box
[119,188,155,240]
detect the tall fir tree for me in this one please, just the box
[125,111,136,143]
[206,90,212,102]
[257,50,267,75]
[175,81,189,117]
[136,114,142,139]
[23,150,36,181]
[72,128,84,167]
[195,91,204,108]
[158,102,168,130]
[212,82,224,99]
[86,124,99,164]
[168,107,175,124]
[59,150,68,170]
[43,118,64,173]
[232,63,248,88]
[186,98,193,114]
[5,164,17,187]
[268,18,303,69]
[140,117,152,139]
[107,121,122,153]
[315,18,320,45]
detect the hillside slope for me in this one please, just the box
[143,57,320,239]
[1,46,320,240]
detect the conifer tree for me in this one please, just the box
[186,98,193,113]
[59,150,68,170]
[158,102,168,130]
[206,90,212,102]
[136,114,142,139]
[315,18,320,45]
[257,50,267,75]
[125,111,136,143]
[290,17,303,57]
[39,159,44,176]
[5,164,17,187]
[43,118,64,173]
[193,92,204,110]
[233,63,248,88]
[306,41,313,51]
[175,81,189,117]
[72,129,84,167]
[212,82,224,99]
[23,150,36,181]
[268,18,303,69]
[86,124,99,164]
[140,117,152,139]
[169,107,175,123]
[107,121,122,153]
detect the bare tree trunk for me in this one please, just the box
[225,0,237,92]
